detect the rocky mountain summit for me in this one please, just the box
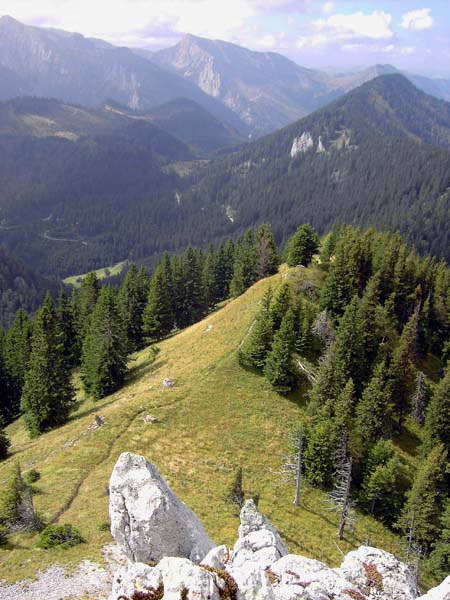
[108,452,450,600]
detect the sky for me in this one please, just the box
[1,0,449,76]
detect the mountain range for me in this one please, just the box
[1,16,450,137]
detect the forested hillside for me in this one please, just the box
[188,75,450,261]
[0,223,449,588]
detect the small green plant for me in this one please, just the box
[98,521,111,532]
[148,345,161,364]
[36,524,85,549]
[25,469,41,485]
[223,467,244,510]
[0,463,22,526]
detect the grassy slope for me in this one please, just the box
[0,265,405,583]
[63,261,127,287]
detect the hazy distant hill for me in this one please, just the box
[187,74,450,260]
[0,16,247,134]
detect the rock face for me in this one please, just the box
[290,131,314,158]
[109,452,215,564]
[108,454,445,600]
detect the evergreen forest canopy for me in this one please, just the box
[1,74,450,281]
[0,222,450,580]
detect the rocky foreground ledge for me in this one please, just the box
[109,452,450,600]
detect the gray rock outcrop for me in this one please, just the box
[290,132,314,158]
[108,454,448,600]
[109,452,214,564]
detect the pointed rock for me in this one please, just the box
[109,452,215,564]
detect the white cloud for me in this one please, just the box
[322,2,334,15]
[401,8,433,31]
[341,42,416,57]
[0,0,259,45]
[297,34,328,49]
[313,10,393,41]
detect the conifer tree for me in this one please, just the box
[21,294,75,437]
[398,444,446,555]
[264,308,296,393]
[230,229,257,297]
[303,414,337,487]
[224,467,245,509]
[0,427,10,460]
[180,245,206,327]
[202,244,218,309]
[422,364,450,455]
[142,263,174,341]
[386,310,418,431]
[356,361,393,444]
[255,223,279,279]
[3,309,32,420]
[72,272,99,361]
[81,287,127,400]
[119,263,148,351]
[238,287,273,370]
[270,283,292,330]
[285,224,319,267]
[56,287,77,368]
[429,501,450,580]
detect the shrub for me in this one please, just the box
[0,524,8,547]
[98,521,111,532]
[0,429,10,460]
[25,469,41,485]
[36,524,85,549]
[0,463,21,526]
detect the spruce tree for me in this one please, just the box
[270,283,292,330]
[238,287,273,370]
[255,223,279,279]
[398,444,446,555]
[179,246,206,327]
[21,294,75,437]
[81,287,127,400]
[3,309,32,420]
[72,272,99,362]
[230,229,257,297]
[422,364,450,455]
[429,502,450,580]
[119,263,148,351]
[303,415,337,487]
[285,224,319,267]
[56,287,77,368]
[356,361,393,444]
[142,263,174,341]
[0,427,10,460]
[264,308,296,393]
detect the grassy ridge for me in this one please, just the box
[0,265,405,584]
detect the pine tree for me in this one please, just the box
[270,283,292,330]
[21,294,75,437]
[255,223,279,279]
[422,364,450,455]
[303,413,337,487]
[119,263,149,352]
[264,308,296,393]
[142,263,174,341]
[56,287,77,368]
[0,427,10,460]
[285,224,319,267]
[238,287,274,370]
[179,246,206,327]
[72,272,99,362]
[429,501,450,580]
[398,444,446,556]
[356,361,393,444]
[386,310,418,432]
[230,229,257,297]
[3,309,32,420]
[81,287,127,400]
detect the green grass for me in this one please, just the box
[0,265,431,588]
[63,260,127,287]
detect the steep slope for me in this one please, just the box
[105,97,245,155]
[0,16,247,133]
[187,74,450,260]
[0,245,52,327]
[153,34,333,136]
[0,267,402,583]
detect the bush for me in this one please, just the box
[0,524,7,546]
[0,463,21,526]
[98,521,111,532]
[25,469,41,485]
[36,524,85,549]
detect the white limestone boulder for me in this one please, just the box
[270,554,362,600]
[238,499,288,558]
[201,544,230,570]
[290,132,314,158]
[109,452,215,564]
[339,546,418,600]
[110,561,162,600]
[418,575,450,600]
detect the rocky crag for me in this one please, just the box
[108,452,450,600]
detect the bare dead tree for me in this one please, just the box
[328,456,355,540]
[281,428,304,506]
[411,371,428,425]
[312,309,335,351]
